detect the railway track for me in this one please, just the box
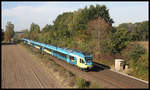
[93,63,148,87]
[2,44,148,88]
[44,49,148,88]
[21,38,149,88]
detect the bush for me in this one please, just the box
[129,44,145,64]
[103,29,129,54]
[76,78,89,88]
[137,53,148,68]
[89,81,102,88]
[135,53,148,81]
[123,43,148,81]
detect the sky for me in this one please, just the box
[2,1,149,32]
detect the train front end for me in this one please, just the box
[77,51,93,71]
[84,55,93,70]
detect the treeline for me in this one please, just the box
[2,22,15,42]
[21,4,149,60]
[115,21,149,41]
[23,4,113,56]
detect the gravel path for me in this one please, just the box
[1,44,63,88]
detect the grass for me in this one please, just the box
[89,81,103,88]
[130,41,148,53]
[76,77,89,88]
[129,53,149,82]
[98,41,149,82]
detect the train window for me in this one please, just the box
[58,52,67,58]
[54,50,67,58]
[69,56,74,62]
[54,50,59,55]
[85,57,92,63]
[80,59,85,64]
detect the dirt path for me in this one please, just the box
[1,44,63,88]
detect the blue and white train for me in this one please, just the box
[21,38,93,70]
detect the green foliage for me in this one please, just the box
[76,78,88,88]
[89,81,103,88]
[72,4,113,31]
[41,24,54,33]
[121,42,148,81]
[53,12,73,31]
[116,23,132,31]
[137,53,148,68]
[103,28,129,54]
[13,34,20,43]
[21,4,149,83]
[4,22,15,42]
[129,44,145,61]
[131,21,149,41]
[30,22,40,33]
[128,44,145,70]
[116,21,149,41]
[129,53,148,81]
[22,29,30,38]
[28,23,41,41]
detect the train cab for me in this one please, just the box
[85,56,93,70]
[77,52,93,71]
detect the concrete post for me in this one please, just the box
[115,59,124,71]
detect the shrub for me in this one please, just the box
[89,81,102,88]
[76,78,89,88]
[129,44,145,65]
[135,53,148,81]
[124,43,148,81]
[103,28,130,54]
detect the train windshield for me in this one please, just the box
[85,57,92,63]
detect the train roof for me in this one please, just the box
[22,38,92,58]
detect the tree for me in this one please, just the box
[72,4,114,31]
[86,17,112,59]
[53,12,73,31]
[104,28,130,54]
[30,23,40,33]
[29,23,40,40]
[41,24,54,33]
[130,21,149,41]
[116,21,149,41]
[4,22,15,42]
[22,29,30,38]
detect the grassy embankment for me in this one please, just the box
[128,41,149,81]
[100,41,149,82]
[19,42,103,88]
